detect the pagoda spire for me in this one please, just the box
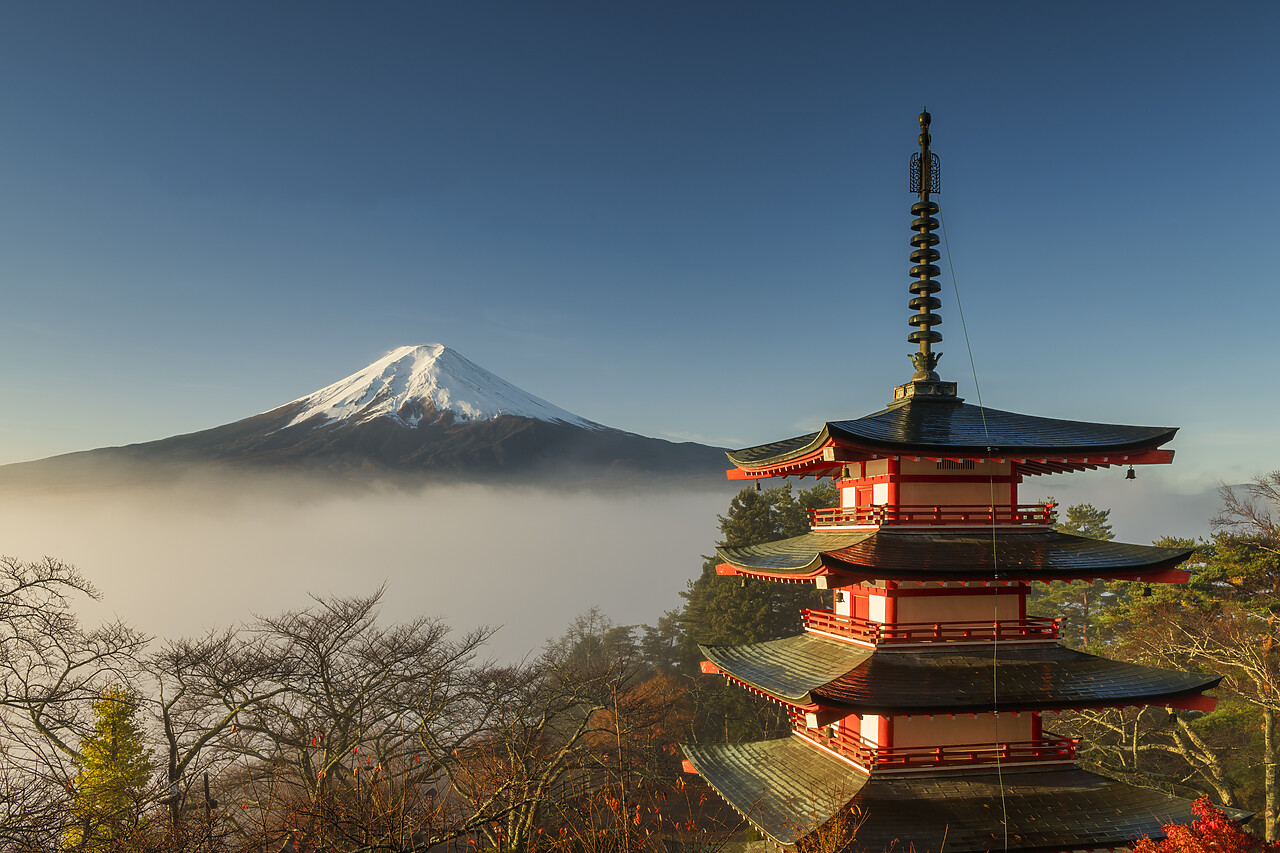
[894,109,958,403]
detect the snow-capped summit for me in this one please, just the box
[0,343,727,487]
[282,344,603,431]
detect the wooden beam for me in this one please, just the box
[1166,694,1217,712]
[804,709,844,728]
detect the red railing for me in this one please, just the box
[801,609,1060,645]
[798,725,1078,770]
[807,502,1055,528]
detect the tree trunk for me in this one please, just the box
[1081,587,1092,649]
[1266,705,1277,842]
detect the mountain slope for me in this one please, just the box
[0,345,728,487]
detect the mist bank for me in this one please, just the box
[0,465,735,661]
[1023,466,1229,545]
[0,459,1236,662]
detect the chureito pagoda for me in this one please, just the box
[679,111,1251,852]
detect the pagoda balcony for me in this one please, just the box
[801,609,1061,646]
[795,724,1079,772]
[808,502,1055,529]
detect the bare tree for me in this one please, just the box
[1210,475,1280,841]
[0,556,149,845]
[145,628,295,839]
[1060,705,1249,808]
[210,589,494,851]
[440,612,674,852]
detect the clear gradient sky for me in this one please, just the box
[1,2,1276,492]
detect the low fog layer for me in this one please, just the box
[1023,466,1224,545]
[0,469,733,660]
[0,463,1229,659]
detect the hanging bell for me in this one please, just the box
[1142,585,1153,598]
[1125,466,1136,480]
[754,480,762,491]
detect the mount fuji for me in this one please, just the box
[1,345,728,487]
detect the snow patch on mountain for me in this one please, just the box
[281,345,604,430]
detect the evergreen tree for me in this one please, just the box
[65,685,154,850]
[1054,501,1115,541]
[658,481,836,742]
[1029,498,1120,649]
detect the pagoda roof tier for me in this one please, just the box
[699,633,1220,713]
[683,736,1251,851]
[717,529,1194,584]
[725,398,1176,478]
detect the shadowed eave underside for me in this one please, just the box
[716,530,1194,583]
[683,737,1251,851]
[699,633,1221,713]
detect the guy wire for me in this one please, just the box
[940,211,1009,851]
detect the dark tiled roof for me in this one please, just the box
[726,398,1177,467]
[701,635,1220,712]
[701,634,873,702]
[682,737,866,846]
[716,532,873,574]
[683,737,1251,851]
[717,530,1193,582]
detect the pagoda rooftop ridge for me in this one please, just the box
[700,633,1220,714]
[682,737,1252,852]
[725,397,1176,478]
[716,529,1195,584]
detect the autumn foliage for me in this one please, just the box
[1133,799,1279,853]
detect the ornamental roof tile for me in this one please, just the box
[683,737,1251,851]
[700,634,1220,712]
[725,399,1177,468]
[717,530,1192,582]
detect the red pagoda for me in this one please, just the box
[681,113,1245,852]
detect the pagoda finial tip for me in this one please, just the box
[901,111,952,400]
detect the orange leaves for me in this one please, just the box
[1132,799,1278,853]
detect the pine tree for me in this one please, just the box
[65,685,154,850]
[1029,499,1119,649]
[665,481,836,741]
[1054,500,1115,541]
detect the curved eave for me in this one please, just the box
[716,531,1193,584]
[701,634,1221,715]
[727,441,1175,480]
[682,737,865,847]
[700,634,872,706]
[725,401,1178,480]
[715,532,873,581]
[683,738,1252,852]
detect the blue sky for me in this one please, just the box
[1,2,1275,492]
